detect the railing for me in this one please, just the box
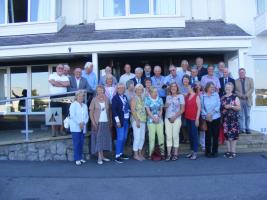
[0,91,88,144]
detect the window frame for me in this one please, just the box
[101,0,179,19]
[0,0,61,25]
[257,0,267,16]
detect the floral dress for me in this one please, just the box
[221,94,240,140]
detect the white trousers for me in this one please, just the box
[132,120,146,151]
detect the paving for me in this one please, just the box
[0,153,267,200]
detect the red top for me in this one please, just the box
[185,94,198,120]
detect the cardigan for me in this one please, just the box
[69,101,89,133]
[89,96,110,124]
[111,93,130,127]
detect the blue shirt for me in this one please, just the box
[164,74,180,86]
[145,96,163,123]
[151,75,166,97]
[200,92,221,120]
[82,70,97,92]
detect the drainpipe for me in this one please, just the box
[82,0,88,24]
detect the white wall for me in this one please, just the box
[62,0,83,25]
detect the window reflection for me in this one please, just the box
[31,65,49,112]
[130,0,149,14]
[255,60,267,106]
[11,67,27,112]
[0,0,5,24]
[103,0,125,17]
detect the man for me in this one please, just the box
[63,64,71,78]
[177,59,191,87]
[200,65,221,92]
[99,66,117,86]
[143,64,153,79]
[119,64,135,86]
[215,61,233,79]
[69,67,92,92]
[131,67,145,86]
[219,68,235,97]
[164,65,180,86]
[235,68,254,134]
[151,65,166,102]
[196,57,208,80]
[82,62,97,93]
[48,64,70,137]
[190,67,199,85]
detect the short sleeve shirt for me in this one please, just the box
[165,94,185,118]
[145,96,163,123]
[49,73,69,94]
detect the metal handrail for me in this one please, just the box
[0,90,90,142]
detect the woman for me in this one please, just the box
[130,84,147,161]
[195,81,205,152]
[185,85,201,160]
[105,74,116,103]
[144,78,152,97]
[112,83,131,164]
[90,85,112,165]
[125,80,135,102]
[164,83,184,161]
[145,87,165,158]
[221,82,241,159]
[180,74,191,144]
[69,90,89,165]
[200,82,221,158]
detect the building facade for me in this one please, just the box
[0,0,267,134]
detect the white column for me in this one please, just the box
[92,53,99,80]
[238,48,246,69]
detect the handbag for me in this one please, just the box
[63,115,70,129]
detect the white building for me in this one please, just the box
[0,0,266,133]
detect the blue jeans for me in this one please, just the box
[115,119,129,157]
[186,119,199,153]
[71,132,84,161]
[240,100,251,131]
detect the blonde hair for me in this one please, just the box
[75,90,85,100]
[134,83,144,92]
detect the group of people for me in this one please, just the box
[48,57,254,165]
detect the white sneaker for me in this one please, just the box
[97,160,103,165]
[80,159,86,164]
[75,161,82,165]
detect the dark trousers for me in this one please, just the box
[205,118,220,154]
[186,119,199,153]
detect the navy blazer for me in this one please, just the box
[219,77,236,97]
[131,77,145,86]
[111,93,130,128]
[68,76,92,92]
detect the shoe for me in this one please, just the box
[172,155,179,161]
[75,161,82,166]
[229,153,237,159]
[115,157,124,164]
[102,157,111,162]
[80,159,86,164]
[240,130,246,134]
[165,155,171,161]
[190,154,197,160]
[97,160,103,165]
[120,154,129,160]
[186,153,192,158]
[246,130,251,134]
[224,152,231,158]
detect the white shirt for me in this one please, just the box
[119,73,135,86]
[49,73,69,94]
[99,102,108,122]
[76,77,81,88]
[69,101,89,133]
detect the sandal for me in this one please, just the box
[171,155,179,161]
[165,155,171,161]
[224,152,231,158]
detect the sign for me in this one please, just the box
[45,107,62,125]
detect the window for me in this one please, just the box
[0,0,60,24]
[257,0,267,15]
[255,59,267,106]
[0,0,5,24]
[130,0,149,15]
[103,0,177,17]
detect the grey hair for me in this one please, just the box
[117,82,125,89]
[106,74,113,81]
[63,64,70,70]
[225,82,234,90]
[134,83,144,92]
[75,90,85,100]
[84,62,93,69]
[135,67,143,73]
[181,59,189,66]
[169,64,176,70]
[154,65,162,71]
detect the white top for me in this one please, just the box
[119,73,135,86]
[99,102,108,122]
[76,78,81,88]
[49,73,69,94]
[69,101,89,133]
